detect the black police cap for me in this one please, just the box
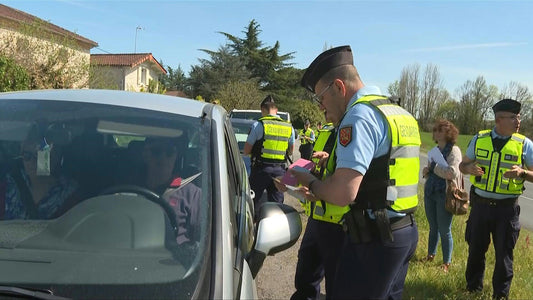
[260,95,275,107]
[492,99,521,114]
[301,45,353,93]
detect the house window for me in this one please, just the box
[141,68,147,85]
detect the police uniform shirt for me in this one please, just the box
[308,130,316,143]
[335,86,404,218]
[246,115,296,146]
[336,86,389,174]
[465,128,533,199]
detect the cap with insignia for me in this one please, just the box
[301,45,353,93]
[260,95,275,108]
[492,99,521,114]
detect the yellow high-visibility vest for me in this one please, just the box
[301,124,349,224]
[301,128,314,145]
[256,116,292,163]
[471,129,525,194]
[327,95,420,213]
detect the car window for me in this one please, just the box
[0,99,212,299]
[229,111,262,120]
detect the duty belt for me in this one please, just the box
[252,161,285,168]
[472,193,518,206]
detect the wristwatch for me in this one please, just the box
[520,169,528,179]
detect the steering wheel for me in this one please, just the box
[99,185,178,237]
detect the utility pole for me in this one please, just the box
[134,26,143,53]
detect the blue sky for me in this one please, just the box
[3,0,533,95]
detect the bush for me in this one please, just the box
[0,55,30,92]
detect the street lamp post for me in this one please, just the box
[134,26,143,53]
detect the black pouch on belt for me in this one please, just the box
[374,208,394,243]
[342,207,372,244]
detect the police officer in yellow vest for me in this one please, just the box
[244,95,295,218]
[290,45,420,299]
[299,120,315,160]
[460,99,533,299]
[288,122,348,300]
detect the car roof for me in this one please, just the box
[230,118,256,125]
[0,89,210,118]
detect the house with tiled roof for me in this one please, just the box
[90,53,167,92]
[0,4,98,88]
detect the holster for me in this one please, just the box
[342,207,373,244]
[374,208,394,243]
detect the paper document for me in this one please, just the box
[274,177,307,203]
[427,146,448,167]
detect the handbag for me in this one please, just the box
[445,175,469,215]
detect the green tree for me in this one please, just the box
[0,55,30,92]
[160,64,187,93]
[189,45,251,101]
[456,76,498,134]
[215,79,264,112]
[147,79,166,94]
[219,20,295,87]
[0,20,90,89]
[290,100,325,130]
[388,64,421,118]
[89,65,120,90]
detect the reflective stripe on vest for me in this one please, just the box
[327,95,420,213]
[300,125,349,224]
[259,116,292,162]
[470,129,525,194]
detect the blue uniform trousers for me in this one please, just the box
[291,218,345,300]
[249,163,285,217]
[331,221,418,300]
[465,192,520,298]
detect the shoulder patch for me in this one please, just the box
[339,126,352,147]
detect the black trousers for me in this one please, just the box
[465,191,520,298]
[291,218,345,300]
[299,143,313,161]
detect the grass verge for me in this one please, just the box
[403,184,533,299]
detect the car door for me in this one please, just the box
[223,118,256,299]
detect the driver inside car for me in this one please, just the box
[141,137,202,246]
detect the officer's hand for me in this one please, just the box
[272,177,288,192]
[422,166,429,178]
[503,165,523,179]
[296,186,319,202]
[312,151,329,167]
[469,163,484,176]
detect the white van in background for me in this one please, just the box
[229,109,291,122]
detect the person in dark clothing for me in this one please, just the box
[460,99,533,299]
[142,137,202,246]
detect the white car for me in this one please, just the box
[229,109,291,122]
[0,89,302,300]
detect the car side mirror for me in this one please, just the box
[247,202,302,278]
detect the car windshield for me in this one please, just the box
[0,99,211,299]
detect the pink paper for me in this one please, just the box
[281,158,316,186]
